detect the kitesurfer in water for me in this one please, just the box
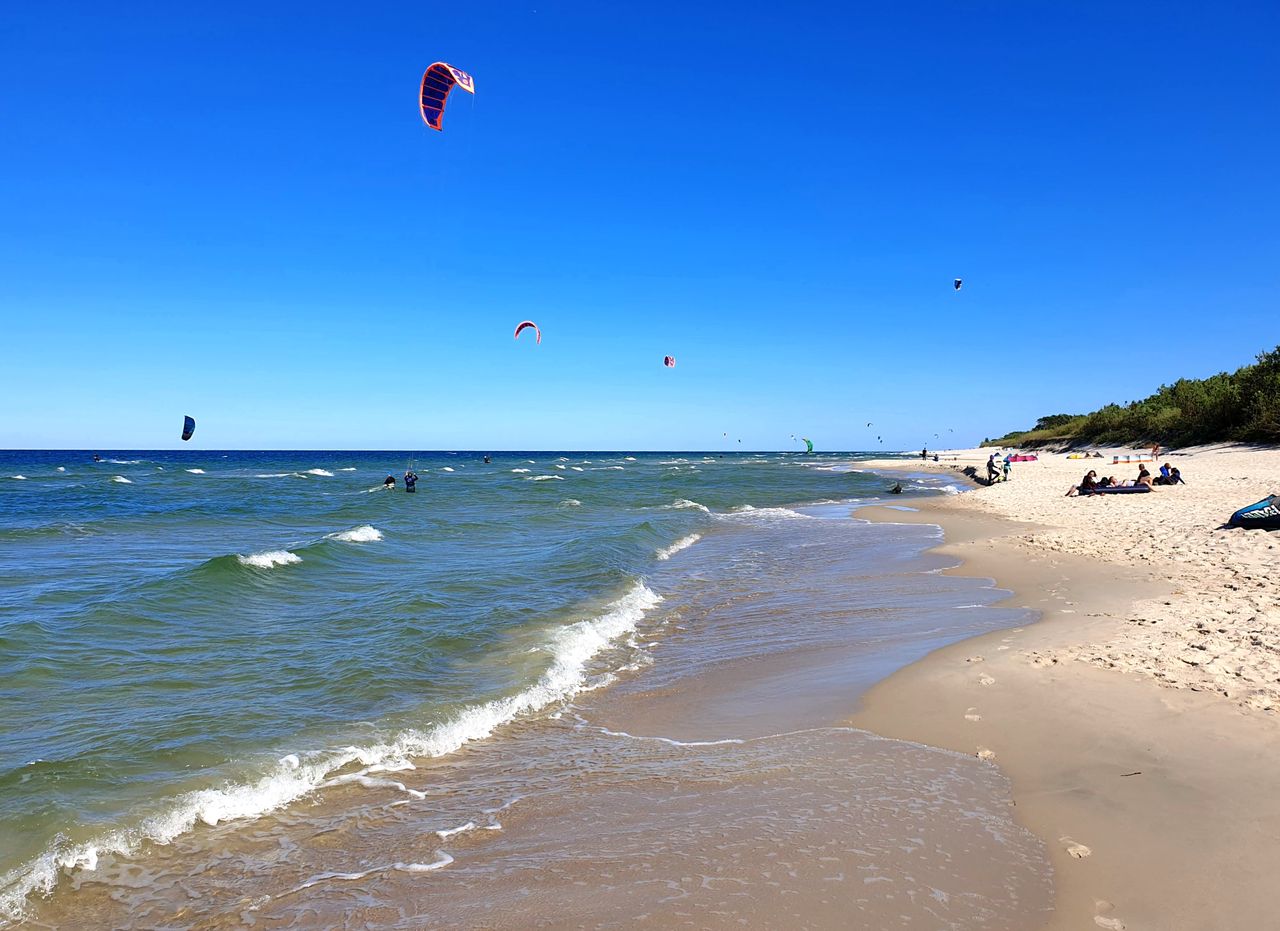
[889,482,903,494]
[483,455,491,464]
[383,475,396,488]
[93,454,102,462]
[404,470,419,493]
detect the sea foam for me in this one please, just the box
[327,526,383,544]
[111,476,133,484]
[185,469,205,474]
[303,469,334,477]
[237,550,302,569]
[656,533,701,561]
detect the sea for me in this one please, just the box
[0,451,1053,928]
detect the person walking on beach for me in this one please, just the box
[1002,456,1012,482]
[986,454,1001,484]
[921,447,928,461]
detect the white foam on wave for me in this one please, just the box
[511,468,531,473]
[440,467,455,472]
[0,583,661,921]
[338,467,357,472]
[656,533,701,561]
[236,550,302,569]
[185,468,205,474]
[435,821,477,840]
[56,467,66,472]
[327,525,383,544]
[624,456,637,461]
[286,853,454,896]
[554,464,566,470]
[560,499,582,507]
[253,473,294,478]
[304,469,334,477]
[111,476,133,484]
[725,504,813,520]
[528,474,563,481]
[595,466,624,471]
[667,498,711,513]
[9,475,26,480]
[570,466,585,472]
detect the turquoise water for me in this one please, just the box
[0,449,966,919]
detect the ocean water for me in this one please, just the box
[0,451,1042,927]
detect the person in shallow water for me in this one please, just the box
[383,475,396,488]
[889,482,903,494]
[93,454,102,462]
[404,470,418,493]
[483,455,491,464]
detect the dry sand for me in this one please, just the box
[851,445,1280,930]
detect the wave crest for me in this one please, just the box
[236,550,301,569]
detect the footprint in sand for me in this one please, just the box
[1094,901,1124,929]
[964,708,982,722]
[1060,836,1092,858]
[978,674,996,686]
[966,655,984,663]
[976,747,996,761]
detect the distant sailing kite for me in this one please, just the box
[663,356,676,368]
[954,278,963,291]
[514,320,541,344]
[420,62,475,131]
[181,415,195,441]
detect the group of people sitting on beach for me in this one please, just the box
[1065,462,1185,496]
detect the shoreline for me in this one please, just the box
[850,450,1280,930]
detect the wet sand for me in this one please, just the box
[851,463,1280,930]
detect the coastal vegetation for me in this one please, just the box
[983,346,1280,448]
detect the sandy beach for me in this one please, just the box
[852,445,1280,929]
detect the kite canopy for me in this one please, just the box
[420,62,475,131]
[663,356,676,368]
[514,320,541,344]
[953,278,963,291]
[181,415,195,442]
[802,437,814,454]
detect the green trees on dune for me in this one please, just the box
[984,346,1280,448]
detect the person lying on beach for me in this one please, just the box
[1066,470,1099,496]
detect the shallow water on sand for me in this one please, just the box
[10,478,1052,928]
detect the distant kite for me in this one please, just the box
[420,62,475,131]
[514,320,541,344]
[954,278,963,291]
[802,437,814,454]
[866,422,873,427]
[663,355,676,368]
[181,415,195,442]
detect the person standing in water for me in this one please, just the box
[404,469,418,493]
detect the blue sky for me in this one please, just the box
[2,1,1277,449]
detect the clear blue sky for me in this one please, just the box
[2,1,1277,450]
